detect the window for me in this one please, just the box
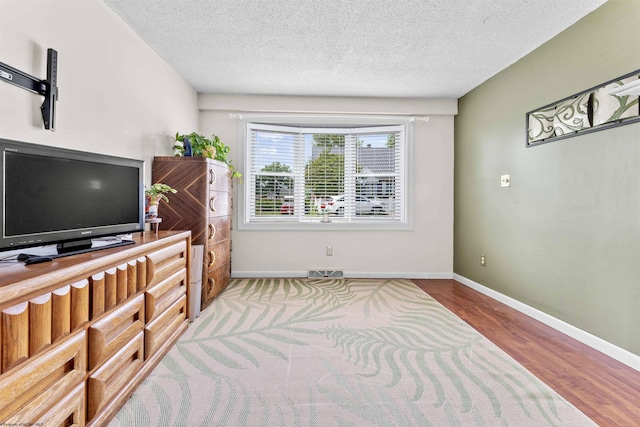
[242,121,408,229]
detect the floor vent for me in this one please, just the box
[308,270,344,278]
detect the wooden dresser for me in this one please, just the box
[0,231,191,426]
[152,156,231,310]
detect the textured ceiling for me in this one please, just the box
[104,0,608,98]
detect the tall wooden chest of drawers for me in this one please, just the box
[152,156,232,309]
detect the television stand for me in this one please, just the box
[17,239,136,265]
[57,238,94,253]
[55,239,135,257]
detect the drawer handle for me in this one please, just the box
[209,197,216,212]
[208,250,216,267]
[209,168,217,184]
[208,223,216,239]
[208,277,215,292]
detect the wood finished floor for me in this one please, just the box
[412,279,640,427]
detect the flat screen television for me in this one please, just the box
[1,138,144,255]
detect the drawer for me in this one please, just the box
[89,258,147,320]
[88,294,144,370]
[87,331,144,420]
[205,239,231,272]
[4,382,85,427]
[145,268,187,324]
[207,162,231,191]
[1,281,89,374]
[146,241,189,289]
[203,263,230,305]
[207,215,231,243]
[208,191,230,218]
[145,295,187,359]
[0,331,85,421]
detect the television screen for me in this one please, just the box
[1,138,144,252]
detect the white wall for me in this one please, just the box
[199,95,456,278]
[0,0,198,184]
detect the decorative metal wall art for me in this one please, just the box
[526,69,640,147]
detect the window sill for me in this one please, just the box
[237,218,412,231]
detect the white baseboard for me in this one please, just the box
[453,274,640,372]
[231,271,305,278]
[231,271,454,279]
[346,272,454,279]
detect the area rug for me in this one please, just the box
[111,278,595,426]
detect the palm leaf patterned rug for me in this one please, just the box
[111,279,594,426]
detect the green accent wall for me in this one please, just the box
[454,0,640,356]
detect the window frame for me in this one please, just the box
[237,114,414,231]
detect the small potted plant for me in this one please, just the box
[174,131,242,180]
[145,183,177,219]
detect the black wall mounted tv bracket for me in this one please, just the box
[0,48,59,131]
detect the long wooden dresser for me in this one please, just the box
[0,230,191,426]
[152,156,231,310]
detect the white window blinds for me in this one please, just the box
[246,123,406,225]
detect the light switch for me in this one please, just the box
[501,175,510,188]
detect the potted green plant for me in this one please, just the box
[145,183,177,218]
[174,131,242,180]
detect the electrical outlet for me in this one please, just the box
[480,254,486,267]
[326,246,333,256]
